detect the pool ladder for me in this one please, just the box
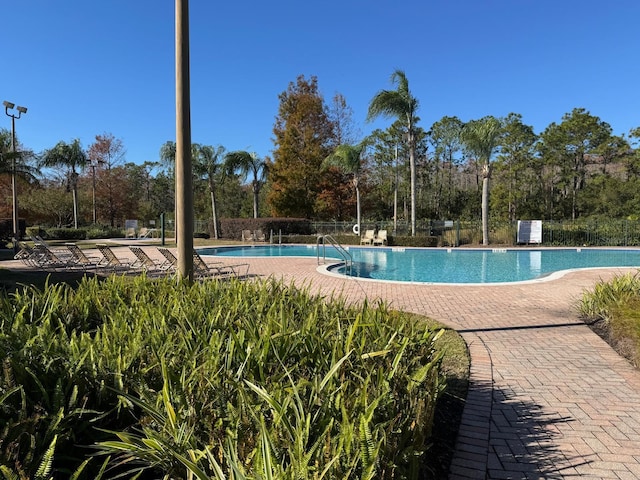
[317,235,352,275]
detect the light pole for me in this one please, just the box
[3,101,27,253]
[90,159,104,224]
[393,144,398,235]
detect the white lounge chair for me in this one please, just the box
[360,230,375,245]
[242,230,254,242]
[373,230,388,246]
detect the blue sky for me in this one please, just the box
[3,0,639,166]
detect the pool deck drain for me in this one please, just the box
[4,248,640,479]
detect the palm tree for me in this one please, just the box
[192,144,225,239]
[224,151,267,218]
[159,141,179,235]
[0,128,38,178]
[323,142,367,233]
[1,129,38,241]
[367,70,419,236]
[461,116,503,245]
[40,139,88,229]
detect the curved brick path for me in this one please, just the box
[5,249,640,478]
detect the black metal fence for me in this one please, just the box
[310,219,640,247]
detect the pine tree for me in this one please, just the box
[268,75,335,218]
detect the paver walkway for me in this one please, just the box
[4,249,640,479]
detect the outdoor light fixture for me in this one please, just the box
[3,100,28,254]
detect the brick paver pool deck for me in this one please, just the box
[4,248,640,479]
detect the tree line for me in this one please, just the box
[2,72,639,239]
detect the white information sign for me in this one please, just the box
[517,220,542,244]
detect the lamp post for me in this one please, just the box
[90,159,104,224]
[3,101,27,253]
[393,144,398,235]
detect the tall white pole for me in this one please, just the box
[393,144,398,234]
[10,115,18,247]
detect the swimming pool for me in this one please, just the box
[198,245,640,284]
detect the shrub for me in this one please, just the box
[44,228,87,240]
[579,272,640,322]
[394,235,438,247]
[25,225,47,239]
[0,276,445,479]
[85,226,124,239]
[221,217,313,240]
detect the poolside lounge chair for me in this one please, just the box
[253,229,266,242]
[137,227,158,239]
[96,244,135,273]
[155,248,249,279]
[373,230,388,246]
[14,241,43,267]
[31,236,71,258]
[129,246,173,274]
[360,230,375,245]
[242,230,254,242]
[157,247,178,271]
[31,243,77,271]
[192,251,235,280]
[65,243,101,270]
[193,250,250,280]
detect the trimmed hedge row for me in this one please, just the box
[282,233,439,248]
[219,217,313,240]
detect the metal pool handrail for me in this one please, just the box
[317,235,352,274]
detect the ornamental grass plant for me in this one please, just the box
[579,271,640,368]
[0,274,449,479]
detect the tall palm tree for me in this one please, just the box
[40,139,88,229]
[1,129,38,240]
[323,142,367,233]
[367,70,419,236]
[193,144,225,239]
[224,151,267,218]
[0,128,38,179]
[159,141,180,235]
[461,116,503,245]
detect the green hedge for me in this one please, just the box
[220,217,313,240]
[44,228,88,240]
[0,275,445,479]
[0,218,26,244]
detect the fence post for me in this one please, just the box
[160,212,165,246]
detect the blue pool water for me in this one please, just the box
[198,245,640,284]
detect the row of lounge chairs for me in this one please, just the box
[14,240,250,280]
[242,229,266,242]
[360,229,388,246]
